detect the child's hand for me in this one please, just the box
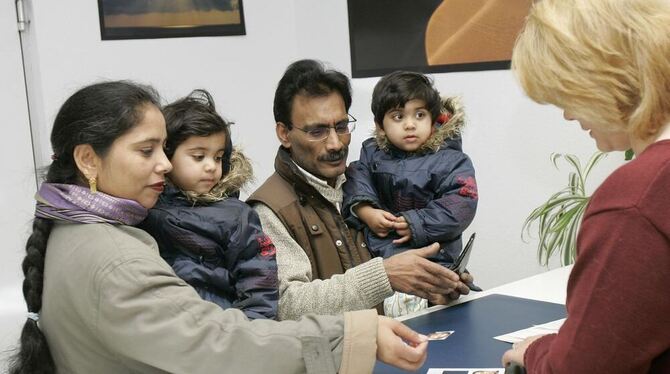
[355,204,397,237]
[393,216,412,244]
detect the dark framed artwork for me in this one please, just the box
[347,0,532,78]
[98,0,246,40]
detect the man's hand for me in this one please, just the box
[355,204,396,238]
[456,271,475,295]
[392,216,412,244]
[501,334,544,368]
[383,243,461,299]
[376,316,428,371]
[427,270,475,304]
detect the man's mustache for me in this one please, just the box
[318,148,348,162]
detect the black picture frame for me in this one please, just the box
[347,0,531,78]
[98,0,246,40]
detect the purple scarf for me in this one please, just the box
[35,183,148,225]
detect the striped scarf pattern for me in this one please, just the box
[35,183,148,225]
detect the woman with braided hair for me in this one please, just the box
[8,80,428,374]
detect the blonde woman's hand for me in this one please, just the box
[501,334,544,368]
[376,316,428,371]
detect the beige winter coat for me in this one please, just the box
[40,222,378,373]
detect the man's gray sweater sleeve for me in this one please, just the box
[252,203,393,321]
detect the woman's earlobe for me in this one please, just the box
[73,144,100,181]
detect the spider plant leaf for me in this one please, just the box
[562,236,573,265]
[568,172,581,195]
[523,151,605,266]
[543,226,566,266]
[563,204,586,264]
[539,196,588,210]
[584,152,608,180]
[522,196,588,241]
[552,204,583,232]
[550,153,564,169]
[564,154,586,187]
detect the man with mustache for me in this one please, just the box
[248,59,473,320]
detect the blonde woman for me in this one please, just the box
[505,0,670,372]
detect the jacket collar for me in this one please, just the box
[274,147,344,210]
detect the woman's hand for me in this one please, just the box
[376,316,428,371]
[501,335,544,368]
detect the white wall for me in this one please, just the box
[22,0,302,185]
[0,0,39,367]
[16,0,625,294]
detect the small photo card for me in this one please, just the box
[426,369,504,374]
[426,330,454,341]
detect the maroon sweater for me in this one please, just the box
[525,140,670,373]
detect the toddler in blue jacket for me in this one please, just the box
[343,71,478,317]
[141,89,278,320]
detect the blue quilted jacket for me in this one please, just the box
[140,183,278,320]
[343,97,478,265]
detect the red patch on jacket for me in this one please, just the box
[258,235,277,257]
[456,176,478,199]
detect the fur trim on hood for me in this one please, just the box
[181,147,254,204]
[374,96,465,154]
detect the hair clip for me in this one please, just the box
[27,312,40,322]
[51,154,58,161]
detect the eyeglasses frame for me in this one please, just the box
[286,113,357,142]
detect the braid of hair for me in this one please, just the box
[9,218,56,374]
[8,80,161,373]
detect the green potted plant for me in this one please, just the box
[522,152,608,266]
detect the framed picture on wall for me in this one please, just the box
[98,0,246,40]
[347,0,532,78]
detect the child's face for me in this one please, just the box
[168,132,227,194]
[378,99,434,152]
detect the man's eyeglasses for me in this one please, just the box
[289,114,357,142]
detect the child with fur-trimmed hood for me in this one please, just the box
[141,90,278,320]
[342,71,478,317]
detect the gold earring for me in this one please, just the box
[88,176,97,194]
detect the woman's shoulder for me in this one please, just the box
[56,221,156,242]
[45,223,172,306]
[50,223,161,264]
[590,141,670,217]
